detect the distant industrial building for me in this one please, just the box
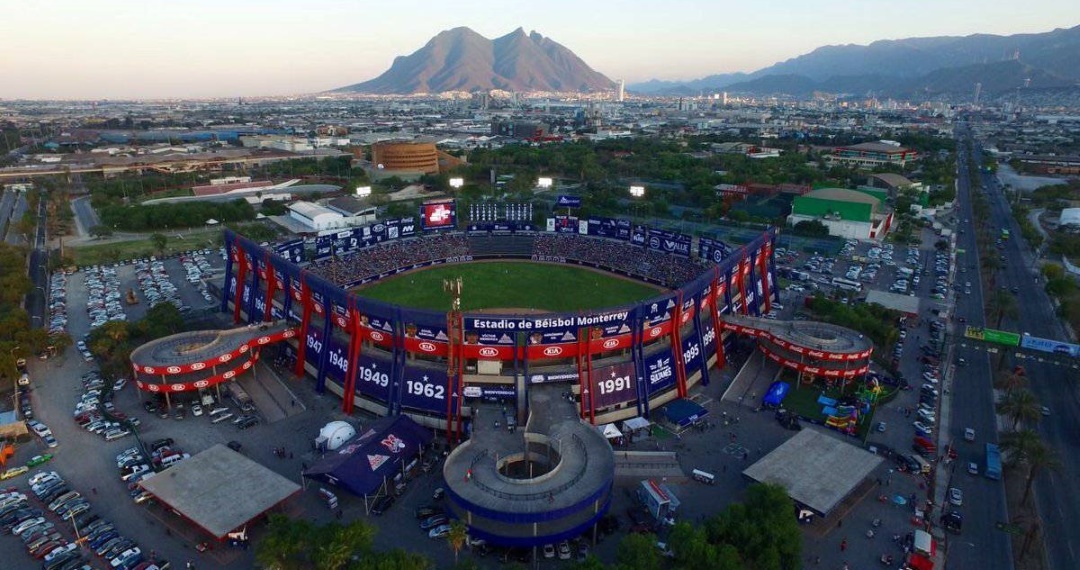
[787,187,893,240]
[326,196,378,226]
[288,201,345,232]
[1016,155,1080,175]
[864,173,922,194]
[823,141,917,168]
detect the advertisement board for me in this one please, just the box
[645,228,692,257]
[274,239,304,264]
[556,195,582,208]
[699,237,732,264]
[554,215,579,234]
[964,326,1021,347]
[1019,334,1080,357]
[586,217,630,240]
[399,365,452,414]
[590,361,638,409]
[419,200,457,231]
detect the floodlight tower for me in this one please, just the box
[449,177,464,191]
[355,186,371,197]
[443,276,464,443]
[629,185,646,220]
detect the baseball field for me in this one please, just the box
[354,261,662,312]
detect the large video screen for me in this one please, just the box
[420,200,457,231]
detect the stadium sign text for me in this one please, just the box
[468,312,628,331]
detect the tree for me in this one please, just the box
[256,514,312,570]
[150,233,168,256]
[987,288,1018,328]
[994,367,1027,393]
[311,520,374,570]
[89,225,114,239]
[446,520,468,565]
[791,220,829,237]
[996,389,1042,430]
[1001,429,1062,504]
[615,532,663,570]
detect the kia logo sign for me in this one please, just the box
[543,346,563,356]
[478,347,499,357]
[650,327,662,338]
[224,371,236,379]
[603,339,619,349]
[144,366,155,374]
[418,342,437,352]
[258,336,270,345]
[147,385,160,392]
[370,331,385,342]
[166,366,181,374]
[194,380,209,388]
[219,354,232,363]
[243,361,253,370]
[283,330,295,338]
[191,362,206,371]
[170,384,185,392]
[239,346,249,354]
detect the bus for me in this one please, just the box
[985,443,1002,480]
[831,277,863,292]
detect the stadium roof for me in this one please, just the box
[840,142,909,154]
[805,188,881,205]
[303,415,433,497]
[742,429,883,516]
[870,173,915,189]
[288,200,341,220]
[138,444,300,539]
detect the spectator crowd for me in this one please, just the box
[310,234,470,286]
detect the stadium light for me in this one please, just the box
[629,185,646,198]
[449,177,464,190]
[356,186,372,197]
[537,177,553,189]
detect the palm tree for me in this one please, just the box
[447,520,469,565]
[994,368,1027,393]
[995,389,1041,430]
[1001,430,1062,504]
[255,514,310,570]
[1000,429,1041,463]
[987,288,1018,328]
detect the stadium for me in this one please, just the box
[127,210,873,547]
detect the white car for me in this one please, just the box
[191,404,204,417]
[964,427,976,442]
[949,487,963,506]
[913,421,933,435]
[967,462,979,475]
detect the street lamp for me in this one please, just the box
[9,346,20,420]
[355,186,372,197]
[449,178,464,190]
[537,177,553,189]
[629,185,645,198]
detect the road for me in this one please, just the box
[945,130,1014,569]
[5,190,27,244]
[26,192,48,329]
[0,187,16,237]
[964,126,1080,569]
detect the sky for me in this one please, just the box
[2,0,1077,99]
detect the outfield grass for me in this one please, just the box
[355,261,662,312]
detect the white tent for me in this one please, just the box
[598,423,623,439]
[622,417,651,433]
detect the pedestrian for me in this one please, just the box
[837,519,843,528]
[291,399,296,407]
[814,556,821,565]
[289,452,294,459]
[722,464,727,474]
[92,487,97,495]
[840,539,847,552]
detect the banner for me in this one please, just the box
[399,365,452,414]
[644,349,676,394]
[554,215,578,234]
[681,333,704,379]
[529,371,581,384]
[591,361,638,409]
[646,228,692,257]
[1019,334,1080,357]
[586,217,630,240]
[354,353,392,403]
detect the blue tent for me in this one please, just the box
[763,381,790,407]
[660,399,709,428]
[303,415,432,497]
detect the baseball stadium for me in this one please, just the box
[128,214,872,547]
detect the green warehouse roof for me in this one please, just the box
[792,188,882,223]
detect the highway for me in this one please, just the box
[963,126,1080,570]
[25,192,48,329]
[945,130,1014,569]
[5,190,27,244]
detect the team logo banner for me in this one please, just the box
[274,239,304,264]
[353,353,392,403]
[399,365,452,414]
[699,237,732,264]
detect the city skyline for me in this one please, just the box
[2,0,1077,99]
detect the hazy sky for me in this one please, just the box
[2,0,1076,99]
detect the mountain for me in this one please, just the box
[336,27,615,94]
[635,25,1080,96]
[629,72,750,95]
[715,60,1074,97]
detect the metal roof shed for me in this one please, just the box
[138,444,300,539]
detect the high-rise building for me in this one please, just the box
[617,79,625,102]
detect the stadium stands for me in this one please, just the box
[533,234,703,287]
[467,234,536,256]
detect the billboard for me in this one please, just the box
[1019,334,1080,357]
[353,353,392,403]
[556,195,582,208]
[590,361,638,409]
[644,349,676,394]
[274,239,304,264]
[419,200,457,231]
[699,237,732,264]
[964,326,1021,347]
[645,228,692,257]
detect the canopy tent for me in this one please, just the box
[598,423,623,439]
[622,417,651,433]
[763,381,790,407]
[659,399,709,428]
[302,415,432,498]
